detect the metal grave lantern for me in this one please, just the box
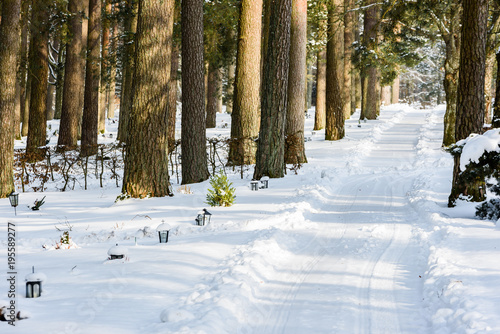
[260,176,269,189]
[156,221,171,243]
[25,267,46,298]
[250,180,259,191]
[8,191,19,216]
[195,208,212,226]
[107,244,128,260]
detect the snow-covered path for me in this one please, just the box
[258,109,432,334]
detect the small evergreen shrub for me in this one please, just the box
[206,172,236,207]
[476,198,500,221]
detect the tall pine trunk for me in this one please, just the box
[117,0,138,143]
[391,76,400,104]
[228,0,262,166]
[253,0,292,179]
[285,0,307,164]
[58,0,84,149]
[26,0,50,157]
[360,0,380,120]
[0,0,21,196]
[314,49,326,130]
[325,0,344,141]
[99,0,112,134]
[206,64,219,129]
[181,0,209,184]
[448,0,488,206]
[81,0,101,156]
[168,45,179,152]
[492,50,500,128]
[122,0,174,198]
[343,0,354,119]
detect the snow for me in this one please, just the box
[458,129,500,171]
[107,244,128,256]
[1,104,500,333]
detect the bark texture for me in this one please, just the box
[253,0,292,179]
[81,0,101,156]
[448,0,488,206]
[343,0,354,119]
[168,45,179,152]
[206,64,220,129]
[117,0,138,143]
[98,0,112,133]
[181,0,209,184]
[325,0,345,141]
[0,0,21,196]
[391,76,400,104]
[360,0,380,120]
[492,51,500,128]
[285,0,307,164]
[314,49,326,130]
[228,0,262,166]
[18,0,30,138]
[122,0,174,198]
[58,0,84,149]
[26,0,50,157]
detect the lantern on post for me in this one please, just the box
[260,176,269,189]
[250,180,259,191]
[195,209,212,226]
[8,191,19,216]
[156,221,171,243]
[25,267,45,298]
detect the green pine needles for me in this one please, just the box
[206,172,236,207]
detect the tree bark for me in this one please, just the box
[0,0,21,196]
[228,0,262,166]
[26,0,50,157]
[46,35,59,121]
[225,63,235,114]
[58,0,84,149]
[181,0,209,184]
[343,0,354,119]
[325,0,345,141]
[360,0,380,120]
[484,52,495,124]
[206,64,220,129]
[391,75,400,104]
[117,0,138,143]
[381,86,391,106]
[253,0,292,179]
[98,0,112,133]
[285,0,307,164]
[448,0,488,206]
[81,0,101,156]
[122,0,174,198]
[108,6,118,120]
[168,44,179,152]
[314,49,326,130]
[492,51,500,128]
[441,4,462,147]
[17,0,29,139]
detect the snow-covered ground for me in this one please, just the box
[1,104,500,334]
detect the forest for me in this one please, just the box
[0,0,497,205]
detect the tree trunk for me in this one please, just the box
[181,0,209,184]
[17,0,29,139]
[122,0,173,198]
[206,64,219,129]
[484,52,495,124]
[26,0,50,157]
[228,0,262,166]
[325,0,345,141]
[225,62,235,114]
[343,0,354,120]
[117,0,138,143]
[381,86,391,106]
[360,0,380,120]
[168,44,179,152]
[391,75,400,104]
[108,6,118,120]
[0,0,21,196]
[314,49,326,130]
[21,74,30,136]
[81,0,101,156]
[253,0,292,180]
[285,0,307,164]
[58,0,84,149]
[448,0,488,206]
[98,0,112,133]
[46,35,58,121]
[54,42,66,120]
[492,51,500,128]
[441,4,462,147]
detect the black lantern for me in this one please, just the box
[195,209,212,226]
[250,180,259,191]
[107,244,128,260]
[8,191,19,216]
[25,267,45,298]
[260,177,269,189]
[156,222,171,243]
